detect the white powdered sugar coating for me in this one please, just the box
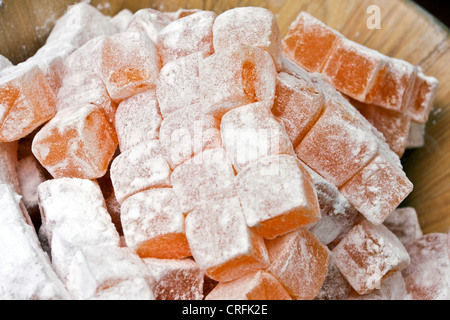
[0,54,13,72]
[110,9,134,32]
[89,277,154,300]
[406,122,426,149]
[347,271,408,300]
[126,8,174,43]
[0,142,21,194]
[384,207,423,247]
[0,184,70,300]
[17,155,48,213]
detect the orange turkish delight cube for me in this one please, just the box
[266,228,330,300]
[283,12,341,73]
[406,70,439,124]
[32,105,118,180]
[185,197,269,282]
[121,188,191,260]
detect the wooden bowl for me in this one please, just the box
[1,0,448,234]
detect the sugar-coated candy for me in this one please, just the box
[110,140,171,204]
[206,271,291,300]
[315,252,352,300]
[221,102,294,172]
[144,258,204,300]
[171,148,236,214]
[167,9,202,20]
[346,272,407,300]
[402,233,450,300]
[65,246,154,300]
[110,9,134,33]
[266,228,330,300]
[126,8,174,43]
[213,7,282,71]
[332,220,410,295]
[97,167,123,236]
[0,184,70,300]
[407,70,439,124]
[283,12,341,73]
[296,99,379,187]
[0,54,12,71]
[236,155,321,240]
[303,163,360,246]
[121,189,191,260]
[200,43,277,118]
[339,153,413,225]
[406,122,426,149]
[100,32,160,103]
[0,64,57,142]
[366,58,417,112]
[159,104,221,169]
[156,51,207,117]
[157,11,216,65]
[0,141,20,194]
[32,104,118,180]
[384,207,423,247]
[46,3,117,48]
[89,278,154,300]
[185,197,269,282]
[115,89,162,152]
[273,72,325,147]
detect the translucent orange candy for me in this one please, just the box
[236,155,321,240]
[32,104,118,180]
[121,188,191,260]
[206,271,291,300]
[200,43,277,118]
[332,220,410,295]
[213,7,283,71]
[283,12,341,73]
[0,65,57,142]
[266,228,330,300]
[157,11,216,65]
[100,32,160,103]
[407,70,439,124]
[185,197,269,282]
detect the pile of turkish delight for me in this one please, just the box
[0,3,448,300]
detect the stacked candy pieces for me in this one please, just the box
[283,12,439,157]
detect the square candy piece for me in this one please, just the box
[315,253,352,300]
[384,207,423,247]
[221,102,294,172]
[185,197,269,282]
[115,89,162,152]
[213,7,282,71]
[32,104,118,180]
[0,64,57,142]
[407,71,439,124]
[282,12,341,73]
[121,188,191,260]
[171,148,236,214]
[160,104,221,169]
[126,8,173,43]
[406,122,426,149]
[322,37,387,102]
[236,155,321,240]
[200,43,277,118]
[296,100,379,187]
[266,228,330,300]
[156,51,207,117]
[346,271,407,300]
[110,140,172,204]
[100,32,160,103]
[157,11,216,65]
[144,258,204,300]
[205,271,291,300]
[332,220,410,295]
[273,72,325,147]
[339,153,413,225]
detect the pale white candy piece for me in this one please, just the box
[159,103,221,169]
[213,7,282,71]
[110,9,134,32]
[143,258,204,300]
[126,8,173,43]
[65,246,155,300]
[384,207,423,247]
[221,102,294,172]
[332,220,411,295]
[171,148,236,214]
[406,122,426,149]
[347,272,408,300]
[90,277,155,300]
[46,3,118,48]
[0,184,70,300]
[110,140,172,204]
[0,141,20,194]
[0,54,13,71]
[121,188,185,249]
[156,51,208,117]
[115,89,162,152]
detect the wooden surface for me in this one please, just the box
[0,0,449,234]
